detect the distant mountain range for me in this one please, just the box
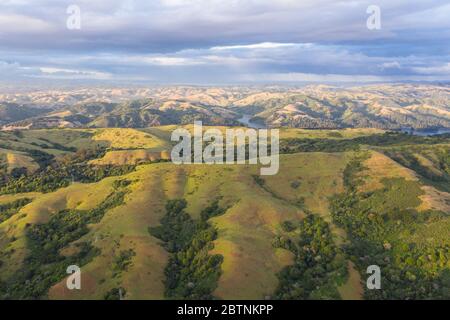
[1,84,449,130]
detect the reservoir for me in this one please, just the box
[237,114,267,129]
[400,128,450,136]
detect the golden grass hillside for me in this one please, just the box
[1,150,39,174]
[89,150,170,165]
[2,127,449,300]
[361,150,450,214]
[92,128,170,150]
[1,151,363,300]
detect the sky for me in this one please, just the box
[0,0,449,85]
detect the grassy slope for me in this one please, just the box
[279,128,386,140]
[89,150,170,165]
[48,166,170,299]
[260,152,365,299]
[1,154,335,299]
[92,128,170,151]
[1,127,448,300]
[0,179,115,281]
[0,128,369,300]
[362,150,450,214]
[360,150,450,249]
[191,163,302,299]
[1,150,39,174]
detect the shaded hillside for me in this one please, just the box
[0,103,51,126]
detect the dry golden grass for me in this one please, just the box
[280,128,385,140]
[417,186,450,213]
[338,261,364,300]
[4,152,39,174]
[359,151,418,192]
[362,151,450,214]
[89,150,170,165]
[262,153,350,246]
[0,180,114,280]
[92,128,169,150]
[49,165,171,299]
[413,153,444,177]
[0,192,40,205]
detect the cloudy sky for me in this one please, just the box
[0,0,449,85]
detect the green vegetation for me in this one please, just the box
[0,163,135,194]
[331,156,450,299]
[0,126,449,300]
[0,198,32,223]
[149,200,225,299]
[112,179,133,189]
[273,215,347,299]
[112,249,136,278]
[290,180,301,189]
[33,138,77,152]
[280,132,450,154]
[280,220,297,233]
[0,189,128,299]
[0,148,135,194]
[384,146,450,192]
[104,287,126,300]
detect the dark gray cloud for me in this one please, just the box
[0,0,449,84]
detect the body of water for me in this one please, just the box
[399,128,450,136]
[237,114,267,129]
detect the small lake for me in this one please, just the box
[237,115,267,129]
[399,128,450,136]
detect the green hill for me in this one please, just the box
[0,127,449,300]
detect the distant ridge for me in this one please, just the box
[1,84,449,131]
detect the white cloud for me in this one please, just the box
[137,57,202,66]
[0,13,53,33]
[379,61,402,70]
[412,63,450,75]
[211,42,305,51]
[239,72,386,83]
[39,67,111,79]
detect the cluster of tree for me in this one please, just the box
[0,189,128,299]
[0,162,135,195]
[113,179,132,189]
[0,146,141,195]
[112,249,136,278]
[330,156,450,299]
[437,149,450,176]
[0,154,7,186]
[149,199,226,299]
[0,142,55,169]
[273,215,347,300]
[29,138,77,152]
[384,147,450,192]
[0,147,103,190]
[280,132,450,154]
[266,113,339,129]
[0,197,32,224]
[104,287,127,300]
